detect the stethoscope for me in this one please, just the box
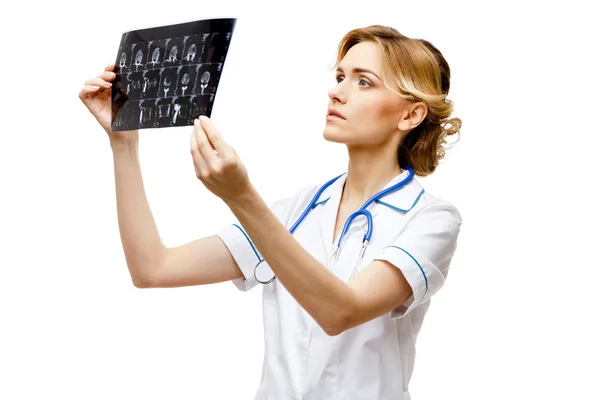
[253,166,415,284]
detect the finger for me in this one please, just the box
[85,77,112,88]
[193,117,219,167]
[105,63,115,71]
[83,85,101,92]
[199,116,228,155]
[78,85,101,100]
[190,130,209,178]
[97,70,117,82]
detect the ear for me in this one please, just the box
[397,101,428,132]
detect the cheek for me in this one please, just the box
[377,98,403,120]
[356,98,399,129]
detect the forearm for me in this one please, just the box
[111,139,165,287]
[226,186,355,335]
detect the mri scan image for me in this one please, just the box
[194,63,222,96]
[130,42,148,72]
[111,18,236,132]
[176,65,198,97]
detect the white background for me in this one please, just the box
[1,0,599,398]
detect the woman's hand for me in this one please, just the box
[78,63,138,145]
[190,116,251,203]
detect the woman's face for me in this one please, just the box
[323,41,410,146]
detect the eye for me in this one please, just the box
[335,75,372,87]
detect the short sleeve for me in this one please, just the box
[216,200,281,292]
[373,200,462,319]
[215,183,319,292]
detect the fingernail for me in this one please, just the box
[200,115,208,122]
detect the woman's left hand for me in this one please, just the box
[190,116,251,203]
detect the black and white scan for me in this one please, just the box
[110,18,236,132]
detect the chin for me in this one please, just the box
[322,125,347,143]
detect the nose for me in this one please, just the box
[328,80,347,104]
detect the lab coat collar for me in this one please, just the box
[316,169,425,248]
[319,169,424,215]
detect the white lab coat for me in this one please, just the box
[217,169,462,400]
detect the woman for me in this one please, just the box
[79,24,462,400]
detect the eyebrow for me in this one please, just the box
[336,66,382,82]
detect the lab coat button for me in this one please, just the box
[301,329,308,338]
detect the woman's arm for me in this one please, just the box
[111,141,243,288]
[111,141,165,287]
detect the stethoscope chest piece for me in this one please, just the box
[254,259,276,284]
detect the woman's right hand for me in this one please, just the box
[78,63,138,145]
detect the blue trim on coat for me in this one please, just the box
[384,245,428,291]
[232,224,262,262]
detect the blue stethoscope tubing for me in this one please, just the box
[253,166,415,284]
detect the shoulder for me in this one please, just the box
[406,186,463,232]
[400,178,462,226]
[269,182,323,226]
[380,175,462,223]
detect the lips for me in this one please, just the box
[327,108,345,119]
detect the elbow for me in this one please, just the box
[132,275,151,288]
[133,278,149,288]
[323,313,351,337]
[329,288,361,336]
[323,320,345,337]
[323,292,356,336]
[128,254,166,289]
[130,268,155,289]
[321,291,358,336]
[324,325,342,337]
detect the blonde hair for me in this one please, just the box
[333,25,462,176]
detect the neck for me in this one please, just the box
[341,144,403,207]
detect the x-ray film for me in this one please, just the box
[110,18,236,132]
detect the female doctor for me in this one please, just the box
[79,25,462,400]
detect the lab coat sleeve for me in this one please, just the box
[215,183,319,292]
[216,199,283,292]
[373,200,462,320]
